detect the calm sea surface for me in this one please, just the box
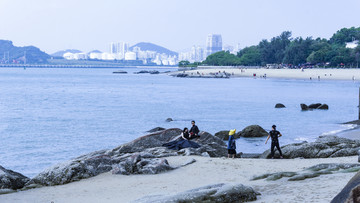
[0,67,359,177]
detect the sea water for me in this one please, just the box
[0,67,358,177]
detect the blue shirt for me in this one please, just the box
[227,135,236,149]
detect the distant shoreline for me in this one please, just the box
[172,68,360,81]
[0,64,177,69]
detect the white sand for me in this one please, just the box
[0,156,357,203]
[179,68,360,81]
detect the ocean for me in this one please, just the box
[0,67,358,177]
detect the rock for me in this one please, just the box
[214,130,230,140]
[238,125,268,138]
[112,70,127,74]
[176,73,188,77]
[111,128,182,154]
[27,150,113,186]
[149,70,160,74]
[332,171,360,203]
[317,104,329,110]
[147,127,166,133]
[0,165,30,191]
[112,154,173,175]
[275,103,286,108]
[261,135,360,159]
[308,103,322,109]
[300,103,309,110]
[251,172,298,181]
[132,183,260,203]
[134,70,149,74]
[179,158,196,167]
[165,118,173,122]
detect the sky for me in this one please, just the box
[0,0,359,54]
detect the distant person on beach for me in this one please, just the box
[265,125,283,159]
[162,127,200,150]
[189,120,200,139]
[227,129,237,158]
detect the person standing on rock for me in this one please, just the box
[265,125,283,159]
[189,120,200,139]
[228,129,237,158]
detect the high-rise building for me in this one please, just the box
[205,34,222,57]
[110,42,129,59]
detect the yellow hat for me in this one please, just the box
[229,129,236,135]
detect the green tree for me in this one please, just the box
[237,46,261,66]
[203,51,241,66]
[283,37,314,65]
[178,60,190,67]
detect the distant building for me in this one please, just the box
[205,34,222,57]
[110,42,129,59]
[346,40,359,49]
[125,52,136,60]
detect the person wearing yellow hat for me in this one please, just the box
[227,129,237,159]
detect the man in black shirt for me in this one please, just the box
[189,120,200,139]
[265,125,283,159]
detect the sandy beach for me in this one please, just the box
[0,155,357,203]
[177,68,360,81]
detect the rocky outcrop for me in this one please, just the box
[275,103,286,108]
[252,163,360,182]
[238,125,268,138]
[132,183,260,203]
[26,150,113,187]
[301,103,329,110]
[112,154,173,175]
[0,166,30,193]
[332,170,360,203]
[214,130,230,140]
[27,128,227,187]
[147,127,166,133]
[261,135,360,159]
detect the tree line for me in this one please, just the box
[180,27,360,68]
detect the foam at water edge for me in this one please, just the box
[321,124,358,136]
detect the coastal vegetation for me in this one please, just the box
[187,27,360,68]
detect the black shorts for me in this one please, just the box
[228,149,236,154]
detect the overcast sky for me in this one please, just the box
[0,0,359,54]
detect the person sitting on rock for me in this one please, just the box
[181,128,190,140]
[189,120,200,139]
[265,125,283,159]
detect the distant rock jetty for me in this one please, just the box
[172,72,231,78]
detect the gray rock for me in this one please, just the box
[317,104,329,110]
[261,135,360,159]
[332,171,360,203]
[300,103,309,110]
[27,150,113,186]
[251,172,297,181]
[238,125,268,138]
[132,183,260,203]
[0,165,30,191]
[147,127,166,133]
[112,154,173,175]
[275,103,286,108]
[214,130,230,140]
[308,103,322,109]
[165,118,173,122]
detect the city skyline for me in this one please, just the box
[0,0,359,54]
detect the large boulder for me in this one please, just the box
[111,128,183,154]
[112,154,173,175]
[132,183,260,203]
[147,127,166,133]
[0,166,30,193]
[308,103,322,109]
[332,171,360,203]
[317,104,329,110]
[238,125,268,138]
[261,135,360,159]
[275,103,286,108]
[300,103,309,110]
[26,150,113,187]
[214,130,230,140]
